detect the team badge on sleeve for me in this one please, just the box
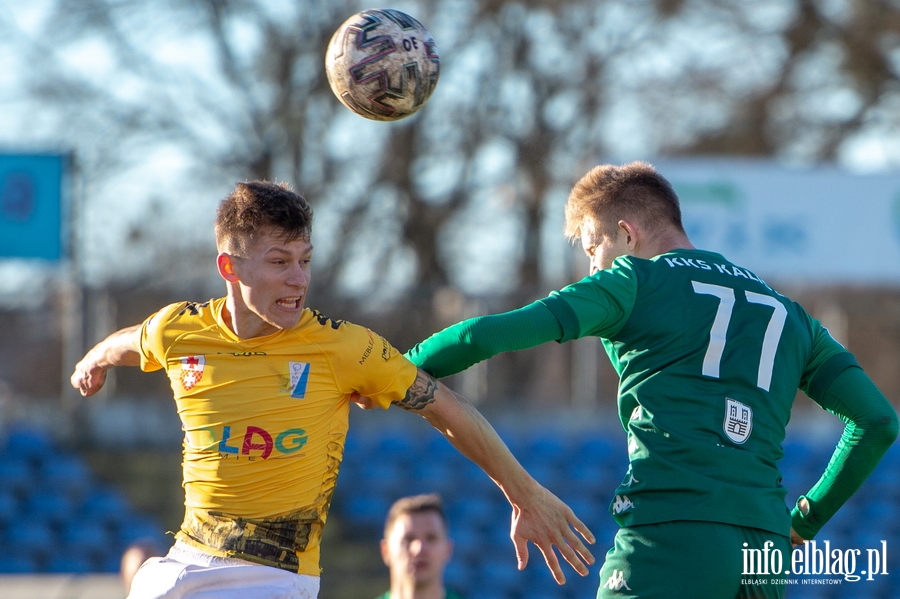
[180,355,206,391]
[724,397,752,444]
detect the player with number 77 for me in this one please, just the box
[402,161,898,599]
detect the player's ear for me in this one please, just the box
[380,538,391,566]
[618,219,640,250]
[217,253,240,283]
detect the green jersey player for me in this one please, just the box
[403,162,898,599]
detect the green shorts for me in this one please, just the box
[596,521,792,599]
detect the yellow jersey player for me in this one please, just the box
[70,181,595,599]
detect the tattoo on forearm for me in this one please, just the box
[394,372,438,411]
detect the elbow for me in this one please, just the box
[883,408,900,446]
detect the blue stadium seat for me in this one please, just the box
[25,487,75,524]
[46,554,93,573]
[476,555,524,596]
[116,515,167,548]
[0,458,34,494]
[60,520,112,556]
[5,520,55,552]
[0,554,38,574]
[340,494,391,528]
[446,495,503,532]
[41,456,92,498]
[443,560,471,593]
[81,486,131,526]
[0,489,19,523]
[1,427,55,464]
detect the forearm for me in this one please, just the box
[792,366,899,539]
[393,370,539,502]
[392,369,596,582]
[405,300,563,378]
[83,325,143,369]
[71,325,142,396]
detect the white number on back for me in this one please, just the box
[691,282,787,391]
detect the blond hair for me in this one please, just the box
[564,161,684,242]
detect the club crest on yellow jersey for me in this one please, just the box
[180,355,206,391]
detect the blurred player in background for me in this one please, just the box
[70,181,594,599]
[375,493,464,599]
[405,162,899,598]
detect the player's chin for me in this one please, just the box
[268,307,304,329]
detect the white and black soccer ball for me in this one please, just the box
[325,9,440,121]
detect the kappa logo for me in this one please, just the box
[180,355,205,391]
[289,362,311,399]
[612,495,634,514]
[622,467,639,488]
[724,397,753,444]
[603,569,631,591]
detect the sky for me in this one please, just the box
[2,0,900,308]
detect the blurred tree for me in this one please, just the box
[1,0,898,304]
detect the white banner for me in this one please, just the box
[656,160,900,285]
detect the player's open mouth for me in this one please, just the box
[276,297,302,309]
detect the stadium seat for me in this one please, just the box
[25,487,75,524]
[60,520,113,556]
[81,486,131,526]
[46,554,93,574]
[475,555,523,596]
[1,427,55,464]
[0,554,38,574]
[41,456,93,498]
[0,458,34,494]
[5,520,55,553]
[0,489,19,523]
[341,494,391,528]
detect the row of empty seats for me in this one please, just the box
[334,423,900,599]
[0,426,167,574]
[2,420,897,598]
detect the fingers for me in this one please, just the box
[512,534,530,571]
[564,516,596,568]
[71,367,104,397]
[535,539,567,585]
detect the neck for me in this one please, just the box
[638,228,695,259]
[223,293,277,339]
[389,579,446,599]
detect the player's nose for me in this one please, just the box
[286,264,309,287]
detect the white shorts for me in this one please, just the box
[126,541,321,599]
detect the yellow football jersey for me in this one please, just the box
[138,297,417,575]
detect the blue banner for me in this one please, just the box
[0,154,67,261]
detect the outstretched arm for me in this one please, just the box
[393,368,595,584]
[791,365,899,542]
[405,300,563,378]
[70,325,142,396]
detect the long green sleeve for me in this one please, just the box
[791,366,899,539]
[404,300,563,378]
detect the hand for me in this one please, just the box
[70,360,108,397]
[350,392,377,410]
[509,484,596,585]
[791,496,810,546]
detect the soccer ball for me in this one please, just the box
[325,9,440,121]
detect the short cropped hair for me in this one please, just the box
[215,181,314,255]
[564,162,684,242]
[383,493,448,538]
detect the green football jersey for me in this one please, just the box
[540,249,856,535]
